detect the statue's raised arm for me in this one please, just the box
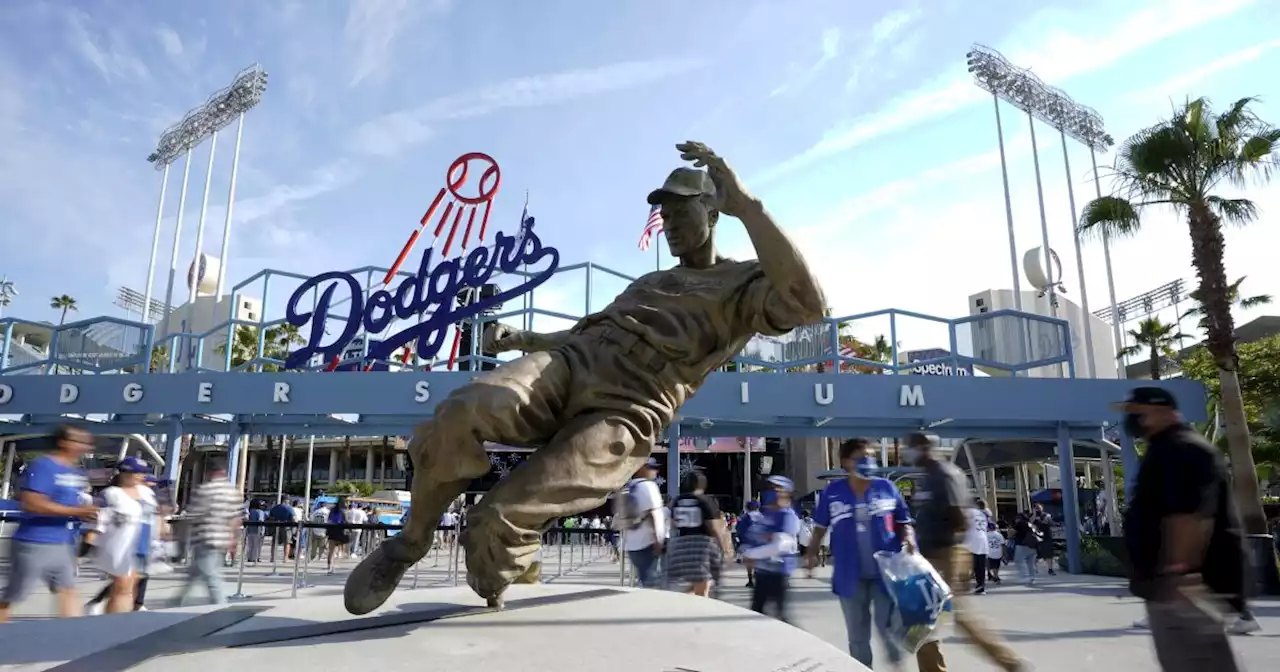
[673,141,826,326]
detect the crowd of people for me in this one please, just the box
[611,387,1260,672]
[0,387,1265,672]
[0,425,242,622]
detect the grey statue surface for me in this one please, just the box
[344,142,826,614]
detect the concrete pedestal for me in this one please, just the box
[0,584,869,672]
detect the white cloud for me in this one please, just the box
[844,7,922,94]
[155,25,183,60]
[350,58,707,157]
[344,0,450,88]
[1123,38,1280,105]
[755,0,1260,186]
[769,27,844,98]
[63,10,150,82]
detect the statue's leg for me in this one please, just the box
[461,410,655,602]
[344,351,570,615]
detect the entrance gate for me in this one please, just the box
[0,260,1208,572]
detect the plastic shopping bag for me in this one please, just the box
[874,549,953,654]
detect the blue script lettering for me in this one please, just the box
[283,222,560,369]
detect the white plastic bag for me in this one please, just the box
[874,549,953,654]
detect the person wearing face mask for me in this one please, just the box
[806,438,914,669]
[741,476,802,623]
[902,432,1027,672]
[1117,387,1250,670]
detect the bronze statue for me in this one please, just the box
[344,142,826,614]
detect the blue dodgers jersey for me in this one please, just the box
[14,456,88,545]
[747,507,802,575]
[815,478,912,597]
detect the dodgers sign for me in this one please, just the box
[282,153,561,370]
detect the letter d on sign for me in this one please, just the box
[60,384,79,404]
[0,384,11,405]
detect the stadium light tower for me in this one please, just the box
[146,65,268,326]
[966,45,1118,378]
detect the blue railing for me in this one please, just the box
[0,261,1075,378]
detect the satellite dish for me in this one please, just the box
[1023,247,1063,292]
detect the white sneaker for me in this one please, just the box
[85,602,104,616]
[1133,616,1149,629]
[1227,616,1261,635]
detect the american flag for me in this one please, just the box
[637,204,664,251]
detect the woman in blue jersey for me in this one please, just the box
[742,476,801,623]
[806,438,915,669]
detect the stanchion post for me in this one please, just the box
[290,521,305,598]
[558,531,564,578]
[451,526,461,586]
[268,525,279,576]
[231,528,250,599]
[412,530,423,589]
[619,530,627,586]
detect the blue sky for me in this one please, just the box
[1,0,1278,356]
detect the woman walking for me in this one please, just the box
[86,458,156,614]
[326,498,351,574]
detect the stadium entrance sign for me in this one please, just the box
[283,220,559,369]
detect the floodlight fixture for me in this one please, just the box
[146,64,269,167]
[965,45,1113,150]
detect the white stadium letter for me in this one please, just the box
[273,381,291,403]
[59,383,79,404]
[814,383,834,406]
[123,383,144,403]
[0,383,11,405]
[414,380,431,403]
[197,382,213,403]
[899,384,925,407]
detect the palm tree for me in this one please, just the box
[217,324,306,371]
[1181,275,1272,333]
[1117,318,1187,380]
[1077,96,1278,534]
[50,295,77,324]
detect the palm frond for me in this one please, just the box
[1077,196,1142,240]
[1205,196,1259,226]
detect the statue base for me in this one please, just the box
[5,584,868,671]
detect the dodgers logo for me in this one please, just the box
[283,153,561,370]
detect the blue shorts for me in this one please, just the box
[2,540,77,602]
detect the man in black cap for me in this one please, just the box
[1117,386,1249,670]
[345,142,825,613]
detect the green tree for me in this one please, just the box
[50,295,77,325]
[1181,275,1272,334]
[1182,336,1280,483]
[1117,317,1187,380]
[216,324,306,371]
[1077,97,1278,533]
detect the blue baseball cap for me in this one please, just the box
[117,457,152,474]
[766,475,795,493]
[746,500,760,511]
[644,457,660,468]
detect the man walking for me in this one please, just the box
[0,425,97,623]
[620,458,666,588]
[171,462,241,607]
[902,432,1026,672]
[1117,387,1247,670]
[806,438,914,669]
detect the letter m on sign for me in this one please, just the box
[899,384,925,407]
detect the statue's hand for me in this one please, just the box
[483,323,523,353]
[676,141,755,218]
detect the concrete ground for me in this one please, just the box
[3,542,1277,671]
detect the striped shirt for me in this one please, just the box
[187,478,242,550]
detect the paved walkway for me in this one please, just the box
[4,545,1277,671]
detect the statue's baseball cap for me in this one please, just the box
[1111,386,1179,411]
[646,167,717,205]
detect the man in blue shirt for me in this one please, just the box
[0,425,98,623]
[807,438,914,668]
[742,476,801,623]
